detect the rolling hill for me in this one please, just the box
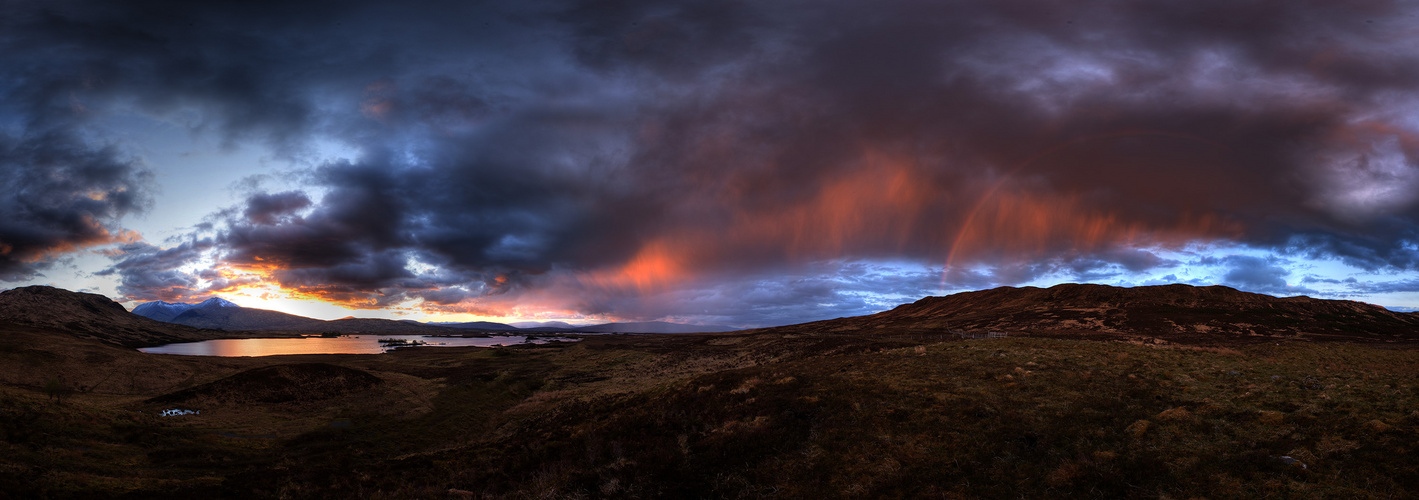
[577,321,738,333]
[764,283,1419,342]
[8,282,1419,498]
[0,286,230,347]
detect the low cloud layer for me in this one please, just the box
[5,1,1419,324]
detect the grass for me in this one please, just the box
[2,329,1418,498]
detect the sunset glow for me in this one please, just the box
[5,1,1419,326]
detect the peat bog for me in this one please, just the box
[2,284,1419,498]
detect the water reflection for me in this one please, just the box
[139,335,570,357]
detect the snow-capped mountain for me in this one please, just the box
[131,297,239,322]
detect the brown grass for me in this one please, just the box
[3,327,1419,498]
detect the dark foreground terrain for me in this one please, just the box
[3,284,1419,498]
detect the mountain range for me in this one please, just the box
[574,321,739,333]
[509,321,576,329]
[131,297,240,322]
[6,282,1418,499]
[130,297,738,334]
[132,298,479,334]
[9,283,1416,350]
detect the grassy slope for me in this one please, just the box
[3,330,1418,499]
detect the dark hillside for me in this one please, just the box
[147,363,383,405]
[764,283,1419,342]
[3,284,1419,498]
[0,286,227,347]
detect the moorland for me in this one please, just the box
[2,283,1418,498]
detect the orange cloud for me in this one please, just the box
[573,151,954,294]
[946,189,1244,268]
[728,153,936,259]
[194,146,1249,317]
[579,240,688,293]
[572,148,1246,297]
[21,220,141,263]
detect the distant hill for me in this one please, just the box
[318,317,467,334]
[438,319,736,333]
[577,321,738,334]
[0,286,228,347]
[509,321,575,329]
[428,321,519,331]
[761,283,1419,342]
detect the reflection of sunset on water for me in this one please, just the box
[140,335,557,356]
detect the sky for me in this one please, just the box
[3,0,1419,327]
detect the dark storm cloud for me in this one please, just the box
[266,251,423,307]
[96,239,210,301]
[218,166,411,270]
[559,0,769,75]
[1285,229,1419,272]
[242,191,311,225]
[0,131,152,280]
[0,0,563,158]
[9,0,1419,322]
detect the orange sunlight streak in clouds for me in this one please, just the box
[207,264,340,306]
[942,130,1246,282]
[573,152,940,296]
[944,190,1244,267]
[33,221,141,263]
[202,143,1247,317]
[717,153,939,260]
[580,240,688,293]
[196,264,425,319]
[575,145,1249,300]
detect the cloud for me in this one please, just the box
[415,259,945,327]
[0,131,151,280]
[1212,255,1318,296]
[242,191,311,225]
[96,239,210,301]
[8,0,1419,322]
[1335,277,1419,295]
